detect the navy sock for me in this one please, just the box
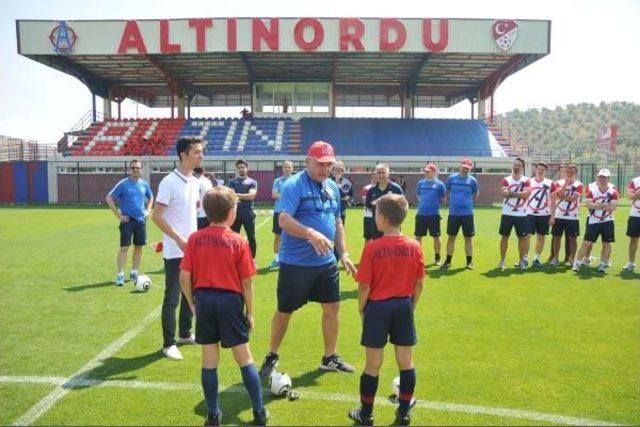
[435,253,441,261]
[201,368,220,418]
[359,373,378,417]
[240,364,264,412]
[398,369,416,414]
[445,255,452,264]
[466,255,473,264]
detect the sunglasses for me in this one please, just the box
[130,167,141,170]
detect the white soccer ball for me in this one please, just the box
[134,275,152,292]
[391,376,400,397]
[259,209,266,216]
[269,371,292,397]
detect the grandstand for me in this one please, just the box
[11,17,550,203]
[62,117,502,158]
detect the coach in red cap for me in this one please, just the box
[260,141,357,377]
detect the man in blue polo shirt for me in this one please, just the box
[227,159,258,261]
[260,141,357,378]
[441,159,479,270]
[106,159,154,286]
[415,163,446,265]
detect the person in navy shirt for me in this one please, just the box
[415,163,446,265]
[441,159,479,270]
[331,161,354,224]
[259,141,357,378]
[269,160,294,270]
[366,164,404,240]
[227,159,258,260]
[105,159,154,286]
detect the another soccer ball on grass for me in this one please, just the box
[134,275,152,292]
[391,376,400,398]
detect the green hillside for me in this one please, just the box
[497,101,640,162]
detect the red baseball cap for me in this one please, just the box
[460,159,473,170]
[308,141,336,163]
[423,163,438,172]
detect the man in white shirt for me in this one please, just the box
[573,169,619,273]
[193,166,214,230]
[526,162,557,267]
[152,137,203,360]
[498,157,531,270]
[623,175,640,271]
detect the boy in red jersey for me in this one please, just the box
[349,194,424,426]
[179,186,267,426]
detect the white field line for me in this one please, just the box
[12,306,161,426]
[2,374,626,426]
[12,214,272,425]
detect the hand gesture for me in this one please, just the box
[307,229,334,256]
[341,255,357,276]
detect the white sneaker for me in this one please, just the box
[549,258,559,267]
[497,261,506,271]
[582,258,591,266]
[622,262,636,272]
[596,263,607,273]
[177,334,195,345]
[572,262,581,272]
[162,345,183,360]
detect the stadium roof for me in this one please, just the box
[16,18,550,108]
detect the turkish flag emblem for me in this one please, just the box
[493,20,518,51]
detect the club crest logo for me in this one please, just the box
[49,21,77,54]
[492,20,518,51]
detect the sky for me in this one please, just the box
[0,0,639,144]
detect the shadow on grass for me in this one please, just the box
[427,267,466,278]
[290,368,328,388]
[64,281,114,292]
[194,380,284,425]
[616,270,640,281]
[68,351,164,389]
[480,268,528,278]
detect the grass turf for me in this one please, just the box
[0,206,638,425]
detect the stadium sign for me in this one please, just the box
[17,18,550,55]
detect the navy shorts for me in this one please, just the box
[447,215,475,237]
[499,215,530,237]
[552,218,580,237]
[528,215,550,235]
[194,288,249,348]
[415,214,441,237]
[272,212,282,235]
[361,297,416,348]
[363,217,374,240]
[277,262,340,313]
[119,219,146,247]
[584,221,615,243]
[627,216,640,238]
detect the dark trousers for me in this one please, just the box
[232,215,256,258]
[162,258,193,348]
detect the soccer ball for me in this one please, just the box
[269,371,292,396]
[134,275,152,292]
[391,376,400,397]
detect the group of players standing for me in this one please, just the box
[105,139,639,426]
[494,158,639,273]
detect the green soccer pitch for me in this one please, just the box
[1,206,638,426]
